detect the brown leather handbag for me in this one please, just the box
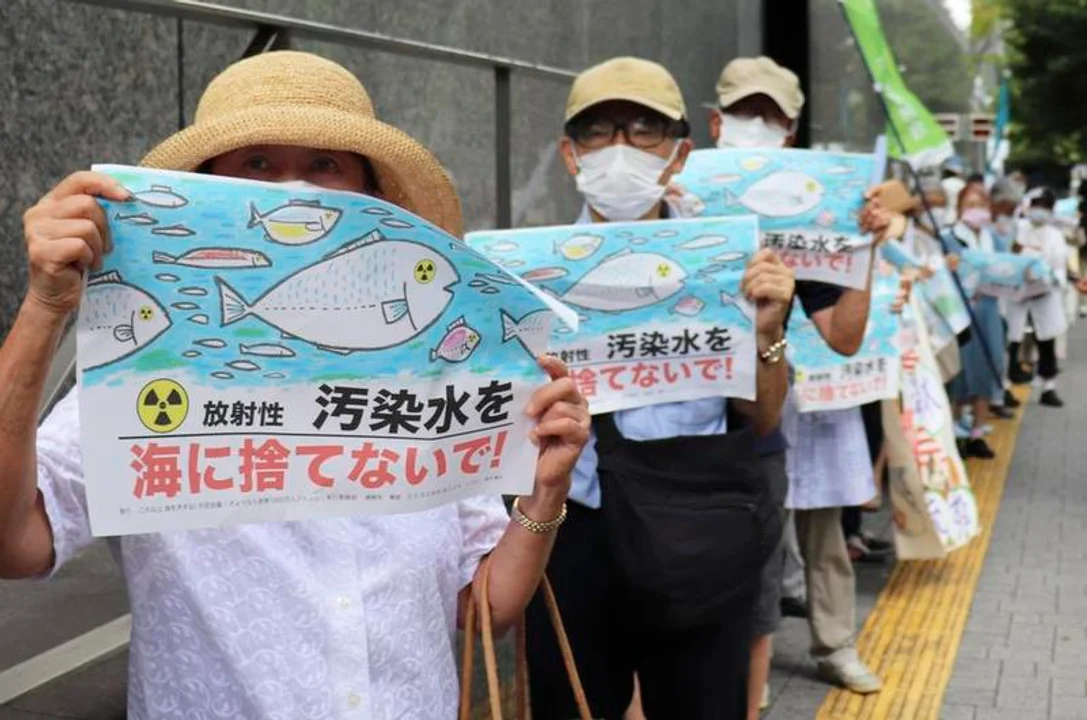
[458,556,592,720]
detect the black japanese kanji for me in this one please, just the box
[313,384,369,431]
[425,384,471,433]
[369,389,425,434]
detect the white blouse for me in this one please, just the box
[37,388,509,720]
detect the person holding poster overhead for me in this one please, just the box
[706,56,891,706]
[524,57,794,719]
[1007,189,1069,407]
[0,52,592,720]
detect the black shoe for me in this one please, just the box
[860,533,894,553]
[1004,390,1022,408]
[780,596,809,619]
[1041,390,1064,408]
[989,405,1015,419]
[965,437,996,459]
[1009,366,1033,385]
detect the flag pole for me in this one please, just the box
[836,0,1005,389]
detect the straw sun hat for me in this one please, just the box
[141,51,463,237]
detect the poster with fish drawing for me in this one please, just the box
[670,145,886,290]
[879,241,970,352]
[957,249,1056,301]
[787,262,902,412]
[76,165,575,536]
[465,216,759,414]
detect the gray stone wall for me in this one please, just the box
[0,0,761,337]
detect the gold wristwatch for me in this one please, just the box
[759,337,788,365]
[511,497,567,534]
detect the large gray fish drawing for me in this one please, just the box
[726,171,825,217]
[78,271,171,369]
[132,185,189,209]
[500,309,552,358]
[215,230,458,353]
[248,199,343,245]
[559,248,687,312]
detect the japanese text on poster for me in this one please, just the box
[77,165,575,536]
[466,217,759,413]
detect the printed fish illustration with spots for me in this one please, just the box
[559,248,687,312]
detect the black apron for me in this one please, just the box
[593,412,781,631]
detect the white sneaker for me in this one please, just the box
[815,648,882,694]
[760,684,770,710]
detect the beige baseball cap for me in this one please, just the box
[565,57,687,123]
[715,56,805,120]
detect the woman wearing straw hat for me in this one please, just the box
[0,51,589,720]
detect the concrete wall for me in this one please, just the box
[0,0,762,337]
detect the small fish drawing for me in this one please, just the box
[498,259,525,269]
[481,287,501,295]
[179,287,208,297]
[248,199,342,245]
[153,247,272,269]
[653,230,679,238]
[182,350,201,358]
[475,272,520,287]
[487,240,520,253]
[826,164,855,176]
[429,316,482,363]
[211,371,234,380]
[815,210,837,227]
[77,271,171,370]
[227,360,261,372]
[468,279,488,288]
[630,237,648,245]
[710,173,742,184]
[740,156,770,172]
[189,314,209,325]
[116,212,158,226]
[720,291,755,321]
[521,267,569,283]
[677,234,729,250]
[132,185,188,209]
[701,264,726,274]
[710,251,746,264]
[500,309,552,358]
[240,343,296,358]
[381,218,414,229]
[555,234,604,261]
[362,206,392,216]
[215,230,457,353]
[264,372,286,379]
[151,224,196,238]
[195,338,227,349]
[155,273,180,282]
[560,248,687,312]
[726,171,825,218]
[171,302,200,311]
[671,296,705,317]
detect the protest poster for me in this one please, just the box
[787,262,902,412]
[77,165,575,536]
[466,217,759,413]
[879,241,970,352]
[670,144,886,289]
[958,248,1055,301]
[884,295,980,559]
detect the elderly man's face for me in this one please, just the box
[208,145,372,193]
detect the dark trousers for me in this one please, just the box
[1009,339,1058,379]
[526,502,755,720]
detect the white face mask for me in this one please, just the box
[574,144,676,221]
[923,206,948,230]
[993,214,1017,238]
[1028,208,1052,226]
[715,113,790,149]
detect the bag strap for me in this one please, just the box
[459,556,592,720]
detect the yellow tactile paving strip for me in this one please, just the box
[816,388,1029,720]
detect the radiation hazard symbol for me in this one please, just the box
[137,379,189,433]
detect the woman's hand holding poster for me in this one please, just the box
[78,165,576,536]
[467,217,760,414]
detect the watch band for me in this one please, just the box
[759,337,788,365]
[511,497,567,534]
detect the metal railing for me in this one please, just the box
[37,0,579,423]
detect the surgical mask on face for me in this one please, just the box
[279,180,325,191]
[993,214,1017,239]
[961,207,992,229]
[920,206,949,232]
[574,144,676,221]
[1028,207,1052,226]
[715,113,790,149]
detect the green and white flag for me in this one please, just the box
[840,0,955,169]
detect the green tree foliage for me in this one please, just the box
[1002,0,1087,165]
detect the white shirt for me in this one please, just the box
[37,389,508,720]
[1017,222,1069,288]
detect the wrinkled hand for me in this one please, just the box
[742,249,796,340]
[525,356,590,493]
[860,183,908,245]
[890,276,913,314]
[22,171,130,316]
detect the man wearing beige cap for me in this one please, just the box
[525,56,794,719]
[709,56,885,710]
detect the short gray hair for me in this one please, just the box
[991,178,1025,206]
[916,176,947,201]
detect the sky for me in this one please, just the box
[945,0,972,31]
